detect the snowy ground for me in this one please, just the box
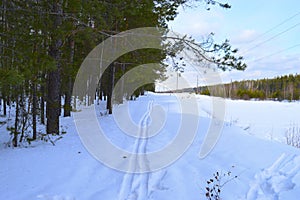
[1,92,300,200]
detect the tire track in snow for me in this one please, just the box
[246,153,300,200]
[119,100,158,200]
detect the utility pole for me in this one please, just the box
[176,71,179,91]
[196,75,199,94]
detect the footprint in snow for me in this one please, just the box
[246,153,300,200]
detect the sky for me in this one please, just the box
[162,0,300,88]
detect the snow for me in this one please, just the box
[246,153,300,199]
[1,92,300,200]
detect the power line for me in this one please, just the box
[242,21,300,54]
[249,43,300,63]
[247,10,300,45]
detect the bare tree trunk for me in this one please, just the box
[99,89,103,101]
[13,95,19,147]
[96,82,102,104]
[3,98,6,116]
[64,77,72,117]
[47,68,61,134]
[46,1,63,134]
[119,64,125,104]
[64,38,75,117]
[32,83,37,140]
[1,0,7,117]
[140,86,145,96]
[40,83,45,125]
[106,65,115,114]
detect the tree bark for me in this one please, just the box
[64,76,72,117]
[13,95,19,147]
[106,65,115,114]
[3,97,6,116]
[47,68,61,134]
[46,1,63,134]
[32,83,37,140]
[141,86,145,96]
[63,38,75,117]
[40,83,45,125]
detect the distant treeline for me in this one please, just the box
[196,74,300,101]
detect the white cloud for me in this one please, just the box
[234,29,259,44]
[166,4,300,85]
[219,53,300,83]
[168,7,224,39]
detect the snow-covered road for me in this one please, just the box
[1,92,300,200]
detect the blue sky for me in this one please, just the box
[166,0,300,86]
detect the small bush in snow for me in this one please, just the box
[285,124,300,148]
[5,129,63,147]
[204,166,237,200]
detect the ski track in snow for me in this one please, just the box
[118,100,167,200]
[37,194,76,200]
[3,93,300,200]
[246,153,300,200]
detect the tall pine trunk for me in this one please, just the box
[64,77,72,117]
[1,0,7,117]
[47,65,61,134]
[13,95,19,147]
[46,1,63,134]
[106,65,115,114]
[3,97,6,116]
[63,38,75,117]
[40,83,45,125]
[32,83,37,140]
